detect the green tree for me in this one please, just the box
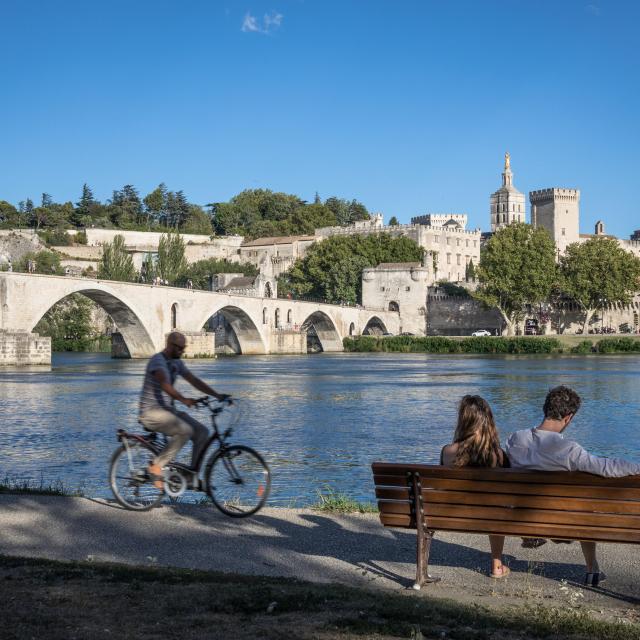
[181,204,212,235]
[108,185,143,227]
[0,200,19,226]
[98,234,136,282]
[324,197,370,226]
[559,237,640,333]
[34,294,99,351]
[157,231,187,284]
[474,223,556,335]
[465,258,476,281]
[143,183,168,227]
[74,183,101,227]
[281,233,423,304]
[388,216,399,226]
[16,250,63,275]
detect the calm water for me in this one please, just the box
[1,352,639,505]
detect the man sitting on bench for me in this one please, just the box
[505,385,640,586]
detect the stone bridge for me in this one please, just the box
[0,273,399,361]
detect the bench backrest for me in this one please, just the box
[372,463,640,544]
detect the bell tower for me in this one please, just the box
[490,152,526,232]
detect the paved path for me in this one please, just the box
[1,495,639,615]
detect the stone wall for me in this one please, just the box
[0,331,51,366]
[427,294,502,336]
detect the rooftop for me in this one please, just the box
[242,235,315,247]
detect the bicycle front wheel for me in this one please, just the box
[109,442,164,511]
[206,445,271,517]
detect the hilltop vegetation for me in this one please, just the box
[0,186,370,240]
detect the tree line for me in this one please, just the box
[474,224,640,335]
[0,186,370,239]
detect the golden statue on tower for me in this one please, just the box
[505,151,511,170]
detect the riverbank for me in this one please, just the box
[1,494,639,639]
[343,335,640,354]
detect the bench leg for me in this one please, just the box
[413,528,440,590]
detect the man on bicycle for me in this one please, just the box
[139,331,229,488]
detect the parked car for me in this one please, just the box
[471,329,491,337]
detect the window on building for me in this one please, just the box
[446,237,450,245]
[406,286,411,291]
[380,287,385,292]
[474,240,477,247]
[466,239,469,247]
[456,254,461,265]
[456,238,460,246]
[446,253,451,265]
[434,236,439,243]
[171,303,178,329]
[263,308,267,324]
[562,228,566,236]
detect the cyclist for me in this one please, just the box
[139,331,229,488]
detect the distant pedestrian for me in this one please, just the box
[7,260,13,273]
[187,279,193,290]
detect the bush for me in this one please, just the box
[344,336,561,354]
[75,230,88,244]
[40,228,73,246]
[596,338,640,353]
[571,340,594,354]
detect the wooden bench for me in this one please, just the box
[372,462,640,589]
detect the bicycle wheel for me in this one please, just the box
[109,441,164,511]
[205,445,271,517]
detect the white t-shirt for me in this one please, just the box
[505,428,640,478]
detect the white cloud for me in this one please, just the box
[241,11,283,34]
[241,13,260,32]
[585,4,601,16]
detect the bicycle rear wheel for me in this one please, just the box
[109,441,164,511]
[205,445,271,517]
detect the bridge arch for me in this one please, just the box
[363,315,388,336]
[197,305,266,355]
[300,310,343,353]
[29,287,156,358]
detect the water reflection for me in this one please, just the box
[1,352,639,504]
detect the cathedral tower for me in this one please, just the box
[490,152,526,232]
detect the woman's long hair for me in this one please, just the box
[452,395,503,468]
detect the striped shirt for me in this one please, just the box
[139,352,190,416]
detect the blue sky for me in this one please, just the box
[1,0,638,237]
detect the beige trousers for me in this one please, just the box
[139,407,209,468]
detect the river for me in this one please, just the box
[1,352,639,505]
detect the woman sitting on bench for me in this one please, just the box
[440,395,511,579]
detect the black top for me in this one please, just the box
[440,446,510,468]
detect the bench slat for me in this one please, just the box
[372,463,640,487]
[375,487,640,515]
[374,476,640,501]
[423,516,640,544]
[378,513,640,542]
[424,503,640,530]
[377,499,640,529]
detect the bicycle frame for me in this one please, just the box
[116,401,233,476]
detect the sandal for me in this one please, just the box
[490,565,511,579]
[148,463,164,490]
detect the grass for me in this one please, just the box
[0,476,84,497]
[0,554,638,639]
[312,487,378,513]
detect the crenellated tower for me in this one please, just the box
[490,152,526,232]
[529,188,580,256]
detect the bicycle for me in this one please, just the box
[109,397,271,517]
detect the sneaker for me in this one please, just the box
[584,571,607,587]
[147,463,164,490]
[521,537,547,549]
